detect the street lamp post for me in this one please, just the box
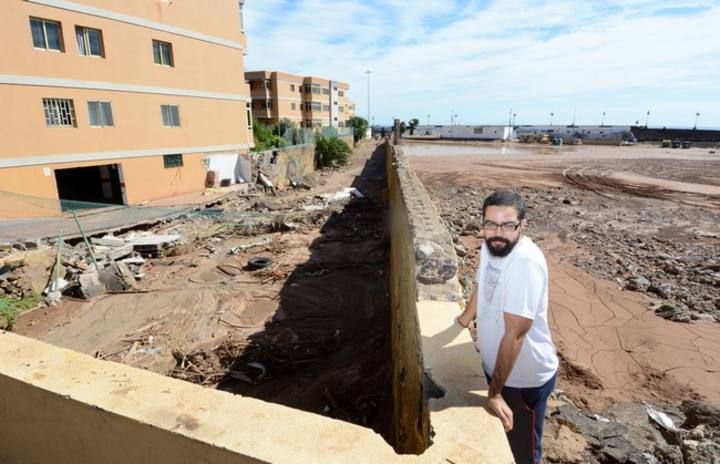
[550,112,554,126]
[645,110,650,128]
[512,112,517,127]
[365,70,371,127]
[427,114,431,126]
[694,111,700,130]
[601,111,606,127]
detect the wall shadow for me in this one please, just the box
[216,142,394,444]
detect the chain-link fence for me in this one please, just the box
[274,125,353,147]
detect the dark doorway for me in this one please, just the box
[54,164,125,211]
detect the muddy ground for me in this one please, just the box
[15,141,394,442]
[408,140,720,463]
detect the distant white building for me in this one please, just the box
[406,125,514,141]
[515,125,636,144]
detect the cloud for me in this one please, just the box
[243,0,720,127]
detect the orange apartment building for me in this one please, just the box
[0,0,253,218]
[246,71,355,129]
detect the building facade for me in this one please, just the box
[515,125,636,144]
[246,71,355,129]
[1,0,253,218]
[408,125,514,141]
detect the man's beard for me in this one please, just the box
[486,236,520,258]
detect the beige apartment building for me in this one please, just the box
[0,0,253,218]
[246,71,355,129]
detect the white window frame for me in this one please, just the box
[160,104,180,127]
[87,101,114,127]
[76,25,104,57]
[30,17,64,52]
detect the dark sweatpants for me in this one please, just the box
[485,371,557,464]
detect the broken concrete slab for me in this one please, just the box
[130,234,182,254]
[77,272,105,299]
[91,236,126,247]
[99,262,135,292]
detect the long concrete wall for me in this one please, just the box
[0,139,512,463]
[385,141,512,460]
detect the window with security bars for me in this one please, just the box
[163,154,183,168]
[30,17,64,51]
[43,98,76,127]
[152,39,174,66]
[76,26,104,57]
[161,105,180,127]
[87,101,114,127]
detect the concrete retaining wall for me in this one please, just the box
[385,142,511,461]
[251,144,315,189]
[252,134,353,189]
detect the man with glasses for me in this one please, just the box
[456,191,558,464]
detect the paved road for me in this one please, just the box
[0,205,191,243]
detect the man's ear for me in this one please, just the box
[521,218,528,228]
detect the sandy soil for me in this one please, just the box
[407,140,720,409]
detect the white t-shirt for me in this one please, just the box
[476,236,558,388]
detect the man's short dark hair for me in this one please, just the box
[482,191,527,220]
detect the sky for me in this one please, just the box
[244,0,720,128]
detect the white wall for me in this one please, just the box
[409,125,512,141]
[205,152,250,184]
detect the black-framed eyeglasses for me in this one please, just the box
[482,220,521,232]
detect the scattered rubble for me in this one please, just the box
[12,141,394,442]
[545,399,720,464]
[427,183,720,322]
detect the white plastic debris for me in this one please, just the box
[591,414,611,423]
[645,402,682,433]
[321,187,365,203]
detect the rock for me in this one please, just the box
[98,262,135,292]
[682,401,720,428]
[554,403,629,447]
[596,436,652,464]
[626,275,651,291]
[77,272,105,299]
[682,439,720,464]
[454,244,468,257]
[653,443,683,464]
[604,402,667,451]
[544,423,589,463]
[417,253,458,284]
